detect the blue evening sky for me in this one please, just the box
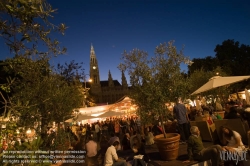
[0,0,249,84]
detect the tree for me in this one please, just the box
[119,41,191,136]
[0,0,67,118]
[188,56,219,75]
[0,56,84,133]
[214,39,250,90]
[0,0,84,152]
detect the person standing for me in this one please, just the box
[121,133,130,150]
[173,97,190,143]
[136,117,141,133]
[95,122,100,142]
[81,124,87,143]
[114,120,120,137]
[85,136,98,165]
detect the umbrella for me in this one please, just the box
[96,110,125,118]
[191,75,250,95]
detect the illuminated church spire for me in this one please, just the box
[89,44,100,85]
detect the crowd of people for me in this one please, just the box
[66,116,155,166]
[63,97,250,166]
[180,97,250,166]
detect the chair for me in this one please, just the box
[190,121,218,142]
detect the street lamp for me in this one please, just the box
[84,74,92,89]
[83,74,92,107]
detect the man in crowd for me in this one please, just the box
[108,132,121,150]
[85,136,98,165]
[173,97,190,144]
[81,124,87,143]
[104,141,127,166]
[183,126,224,166]
[130,131,142,149]
[95,121,100,142]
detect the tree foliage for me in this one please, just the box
[214,39,250,90]
[0,0,67,57]
[188,56,219,75]
[119,41,191,125]
[188,39,250,78]
[1,56,84,131]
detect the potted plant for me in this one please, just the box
[119,41,191,161]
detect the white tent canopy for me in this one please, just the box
[76,114,95,121]
[65,96,137,122]
[65,114,95,122]
[96,111,125,118]
[77,96,136,116]
[77,104,111,115]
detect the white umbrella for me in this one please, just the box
[191,75,250,95]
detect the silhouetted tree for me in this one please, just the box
[188,56,219,75]
[214,39,250,90]
[215,39,250,76]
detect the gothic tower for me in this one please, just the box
[89,44,101,86]
[89,44,102,102]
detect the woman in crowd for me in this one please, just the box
[129,136,149,166]
[144,128,154,146]
[114,120,120,137]
[122,133,131,151]
[98,135,109,166]
[219,126,246,152]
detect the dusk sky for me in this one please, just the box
[1,0,250,84]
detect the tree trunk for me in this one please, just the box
[160,113,167,138]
